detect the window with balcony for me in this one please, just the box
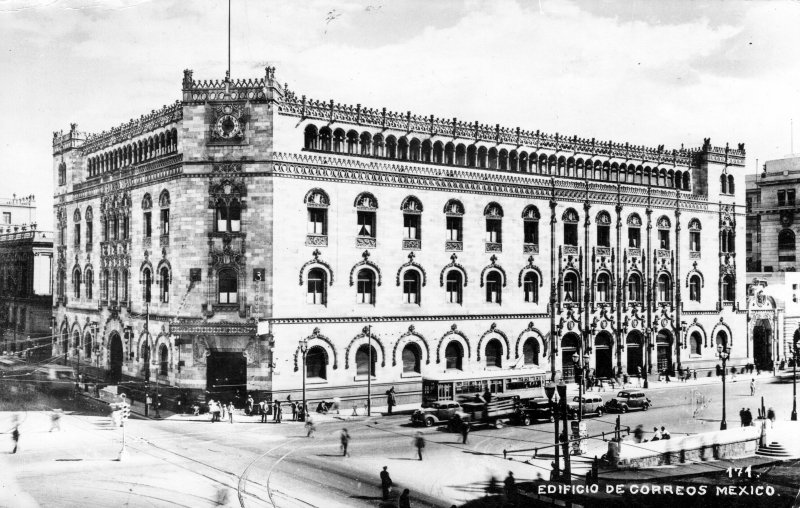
[596,273,610,302]
[564,272,579,302]
[628,274,641,301]
[658,229,670,250]
[657,274,672,302]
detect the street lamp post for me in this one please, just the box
[544,382,560,481]
[791,340,798,421]
[572,352,582,421]
[364,324,372,417]
[557,381,571,484]
[299,338,308,422]
[718,343,730,430]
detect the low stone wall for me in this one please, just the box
[613,426,762,469]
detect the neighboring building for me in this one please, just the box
[0,215,54,359]
[0,195,37,228]
[53,67,748,406]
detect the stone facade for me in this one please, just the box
[53,67,749,407]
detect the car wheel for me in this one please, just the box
[643,404,649,411]
[549,415,555,423]
[494,420,504,429]
[424,417,434,427]
[597,408,603,417]
[621,406,628,413]
[523,416,531,426]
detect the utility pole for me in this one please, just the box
[367,323,372,416]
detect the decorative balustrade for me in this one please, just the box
[523,244,539,255]
[403,239,421,250]
[356,237,376,249]
[305,234,328,247]
[446,240,463,252]
[563,245,579,256]
[485,242,502,253]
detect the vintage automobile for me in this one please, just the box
[604,390,651,413]
[567,395,604,419]
[511,397,554,425]
[411,401,463,427]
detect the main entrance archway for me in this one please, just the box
[594,332,613,378]
[561,333,580,382]
[753,321,772,371]
[108,332,123,384]
[656,329,673,375]
[626,331,644,375]
[207,351,247,399]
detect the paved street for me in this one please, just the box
[1,374,798,507]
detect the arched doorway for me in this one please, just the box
[594,332,613,378]
[753,321,772,371]
[485,339,503,368]
[656,329,673,375]
[561,333,580,382]
[108,332,123,383]
[626,332,643,375]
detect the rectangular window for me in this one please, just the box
[659,230,670,250]
[486,280,501,303]
[524,221,539,244]
[308,209,326,235]
[628,228,640,248]
[564,224,578,246]
[357,211,375,238]
[2,212,10,224]
[160,209,170,236]
[403,214,420,240]
[597,225,610,247]
[690,231,700,252]
[144,212,152,238]
[122,216,129,240]
[112,217,118,241]
[86,222,93,245]
[403,279,419,304]
[307,277,325,304]
[486,219,502,243]
[789,190,796,206]
[356,279,374,304]
[446,278,461,304]
[446,217,462,241]
[778,190,786,206]
[102,220,108,242]
[74,224,81,247]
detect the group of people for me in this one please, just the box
[632,424,671,442]
[739,407,756,426]
[207,399,234,423]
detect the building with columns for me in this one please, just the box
[52,67,748,407]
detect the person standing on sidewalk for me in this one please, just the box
[379,466,393,501]
[398,488,411,508]
[386,387,397,415]
[228,402,234,424]
[291,400,298,421]
[503,471,517,506]
[259,400,267,423]
[414,432,425,461]
[276,402,283,423]
[340,428,351,457]
[246,395,254,416]
[750,378,756,396]
[460,421,470,444]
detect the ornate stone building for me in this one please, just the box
[53,67,748,406]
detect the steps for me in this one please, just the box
[756,442,791,458]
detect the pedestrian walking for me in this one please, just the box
[386,387,397,415]
[305,416,316,438]
[228,402,234,423]
[398,488,411,508]
[750,378,756,396]
[414,432,425,461]
[49,409,62,432]
[379,466,393,501]
[461,421,470,444]
[503,471,517,506]
[291,400,298,421]
[246,395,254,416]
[340,428,351,457]
[11,424,19,454]
[633,424,644,443]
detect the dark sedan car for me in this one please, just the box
[604,390,651,413]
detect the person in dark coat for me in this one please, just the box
[504,471,517,505]
[379,466,392,501]
[386,387,397,415]
[414,432,425,460]
[340,428,351,457]
[11,424,19,454]
[398,488,411,508]
[461,421,471,444]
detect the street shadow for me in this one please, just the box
[316,453,344,457]
[389,457,420,461]
[349,495,385,501]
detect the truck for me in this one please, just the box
[447,396,519,431]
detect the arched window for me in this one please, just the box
[402,270,421,305]
[484,203,503,245]
[58,162,66,186]
[86,268,93,300]
[304,124,319,150]
[402,344,421,374]
[360,132,371,155]
[564,272,579,303]
[306,189,329,236]
[628,274,641,301]
[596,273,610,303]
[523,272,538,303]
[356,269,375,304]
[485,271,502,304]
[319,127,332,151]
[523,338,539,365]
[689,275,702,302]
[563,208,579,246]
[307,268,327,305]
[658,274,672,302]
[444,341,463,370]
[306,346,327,379]
[160,267,170,303]
[627,213,642,248]
[73,268,81,299]
[85,332,92,359]
[728,175,735,194]
[596,211,611,247]
[722,275,735,301]
[112,270,119,302]
[355,192,377,239]
[688,219,701,252]
[445,199,464,246]
[485,339,502,368]
[371,133,383,157]
[102,269,109,302]
[421,140,432,162]
[218,269,238,304]
[446,270,463,304]
[347,130,358,154]
[142,268,151,303]
[522,205,540,245]
[159,344,168,376]
[401,196,422,241]
[385,135,397,158]
[433,142,444,163]
[716,331,728,349]
[332,129,345,153]
[720,174,727,194]
[779,229,795,262]
[120,269,128,303]
[690,331,702,355]
[356,344,377,377]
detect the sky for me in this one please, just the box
[2,0,800,230]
